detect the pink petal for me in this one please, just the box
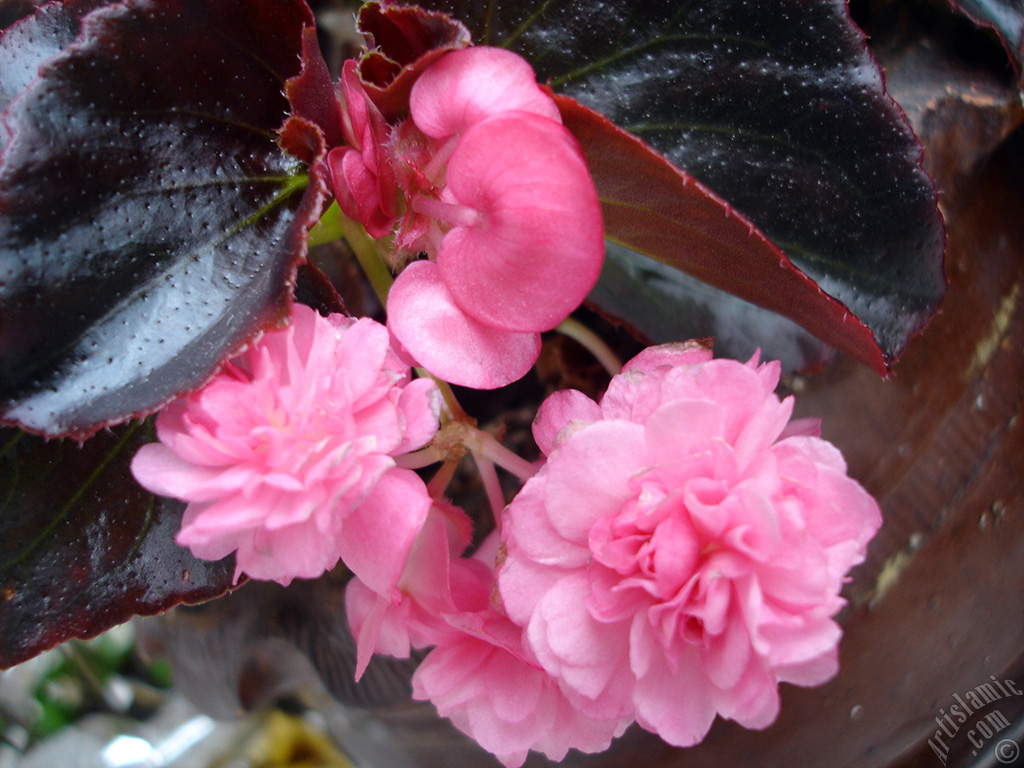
[501,473,591,573]
[344,576,413,660]
[330,315,393,404]
[332,61,398,235]
[237,516,343,585]
[775,437,882,551]
[130,443,222,500]
[779,416,822,439]
[633,642,716,746]
[543,420,647,544]
[621,341,713,373]
[337,468,432,597]
[774,646,839,687]
[172,502,243,563]
[532,388,601,456]
[176,485,293,536]
[598,369,646,421]
[413,611,626,767]
[394,376,442,454]
[758,611,843,667]
[330,146,393,238]
[701,602,752,689]
[731,393,794,470]
[711,654,780,730]
[656,359,768,442]
[338,60,368,147]
[386,260,541,389]
[644,399,726,464]
[436,113,603,332]
[410,47,561,139]
[527,573,633,713]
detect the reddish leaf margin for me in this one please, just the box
[557,95,889,374]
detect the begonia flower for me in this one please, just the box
[497,343,882,745]
[387,111,603,387]
[327,45,604,389]
[130,304,440,587]
[412,616,627,768]
[327,61,399,238]
[346,510,626,767]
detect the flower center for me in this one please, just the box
[411,193,482,229]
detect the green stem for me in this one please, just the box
[336,212,395,307]
[307,200,345,247]
[556,317,623,376]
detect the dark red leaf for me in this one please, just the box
[396,0,946,371]
[0,0,332,439]
[355,0,470,121]
[284,25,346,160]
[0,423,238,669]
[590,243,834,373]
[948,0,1024,70]
[294,262,348,317]
[558,96,887,374]
[0,1,40,33]
[0,0,110,133]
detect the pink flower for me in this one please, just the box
[327,61,399,238]
[346,508,625,767]
[497,343,882,745]
[387,110,603,387]
[412,616,626,768]
[327,46,604,389]
[130,304,440,586]
[386,49,603,388]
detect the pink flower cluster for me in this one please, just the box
[346,343,882,765]
[131,40,884,768]
[345,505,628,767]
[131,304,440,590]
[496,343,882,746]
[328,47,604,389]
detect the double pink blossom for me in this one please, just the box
[497,343,882,745]
[130,304,440,588]
[327,47,604,389]
[346,506,626,767]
